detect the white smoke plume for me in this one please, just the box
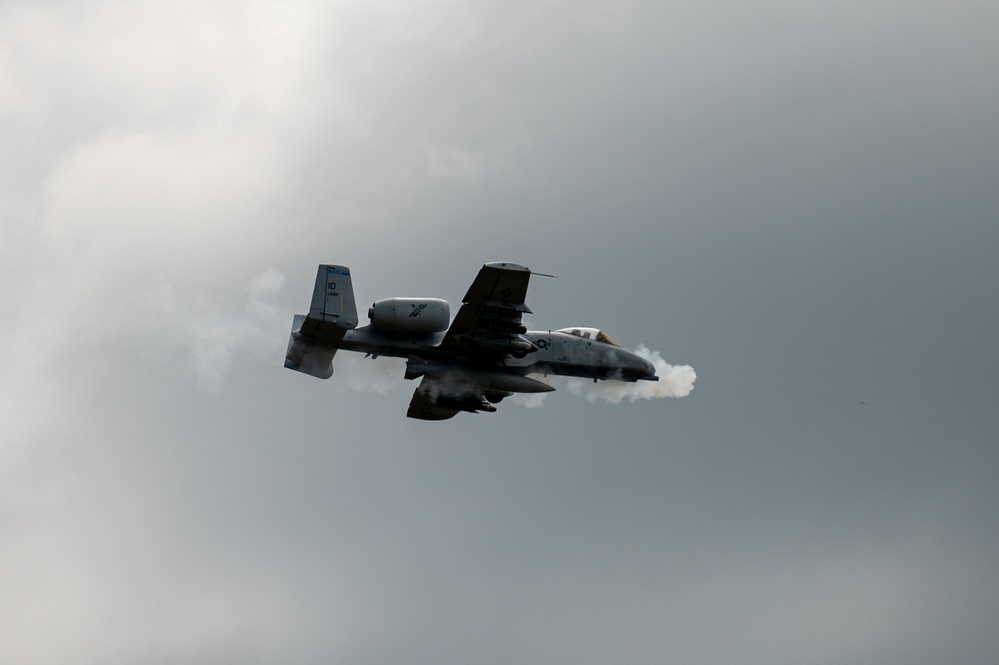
[299,344,696,409]
[566,345,696,404]
[148,268,410,396]
[512,345,695,409]
[145,268,288,394]
[510,391,550,409]
[332,353,406,395]
[305,340,695,409]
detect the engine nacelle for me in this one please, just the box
[367,298,450,333]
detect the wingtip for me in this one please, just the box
[483,261,557,278]
[484,261,530,272]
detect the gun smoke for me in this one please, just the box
[147,268,288,393]
[337,345,695,410]
[154,275,696,409]
[513,344,695,409]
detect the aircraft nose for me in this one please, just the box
[619,349,657,381]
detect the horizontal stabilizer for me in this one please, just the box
[285,315,338,378]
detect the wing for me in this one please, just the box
[407,262,536,420]
[406,375,498,420]
[407,377,462,420]
[438,262,533,353]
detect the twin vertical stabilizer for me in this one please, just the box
[308,265,358,328]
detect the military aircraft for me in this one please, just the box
[284,262,659,420]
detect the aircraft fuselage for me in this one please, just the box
[338,327,658,384]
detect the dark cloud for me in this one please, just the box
[2,1,997,663]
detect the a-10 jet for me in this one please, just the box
[285,262,658,420]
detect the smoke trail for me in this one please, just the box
[333,353,406,395]
[565,344,695,404]
[511,345,695,409]
[509,391,550,409]
[330,345,695,408]
[145,268,289,393]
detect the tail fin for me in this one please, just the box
[308,265,358,329]
[284,265,358,379]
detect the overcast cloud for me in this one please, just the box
[2,1,998,663]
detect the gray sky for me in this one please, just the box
[2,1,998,663]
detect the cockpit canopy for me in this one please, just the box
[557,327,621,347]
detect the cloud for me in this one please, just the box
[2,1,997,663]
